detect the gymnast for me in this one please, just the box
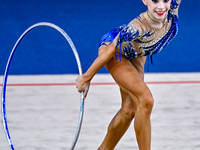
[76,0,182,149]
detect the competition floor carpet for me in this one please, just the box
[1,73,200,150]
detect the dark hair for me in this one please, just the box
[171,0,180,9]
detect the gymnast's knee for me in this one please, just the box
[138,94,154,116]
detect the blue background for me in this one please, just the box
[0,0,199,75]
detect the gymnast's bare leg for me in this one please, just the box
[98,46,153,150]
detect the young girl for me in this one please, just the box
[76,0,181,149]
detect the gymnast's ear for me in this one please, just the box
[142,0,148,6]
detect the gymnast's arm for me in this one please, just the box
[173,0,182,15]
[76,42,116,99]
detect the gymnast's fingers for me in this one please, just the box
[83,88,89,99]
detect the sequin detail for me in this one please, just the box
[171,0,180,9]
[115,24,140,61]
[115,9,179,61]
[99,25,126,47]
[144,10,178,55]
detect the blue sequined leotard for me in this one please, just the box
[99,0,181,61]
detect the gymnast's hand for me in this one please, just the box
[76,75,90,99]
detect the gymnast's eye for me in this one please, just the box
[164,0,170,2]
[152,0,158,3]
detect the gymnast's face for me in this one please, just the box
[142,0,172,23]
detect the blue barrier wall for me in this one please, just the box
[0,0,199,75]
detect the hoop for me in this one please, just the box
[1,22,85,150]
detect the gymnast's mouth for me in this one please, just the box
[156,11,165,16]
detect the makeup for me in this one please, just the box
[156,11,165,16]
